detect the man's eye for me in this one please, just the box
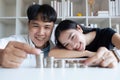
[33,25,39,27]
[45,27,50,29]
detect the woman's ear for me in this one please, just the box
[76,25,83,33]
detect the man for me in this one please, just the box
[0,4,57,68]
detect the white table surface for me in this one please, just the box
[0,64,120,80]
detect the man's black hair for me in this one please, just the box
[27,4,57,23]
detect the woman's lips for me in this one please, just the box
[76,42,83,51]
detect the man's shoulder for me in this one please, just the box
[0,34,29,49]
[8,34,28,41]
[11,34,27,38]
[0,34,29,43]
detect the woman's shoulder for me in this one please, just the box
[96,27,116,39]
[100,27,116,33]
[93,27,115,33]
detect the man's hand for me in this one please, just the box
[0,41,40,68]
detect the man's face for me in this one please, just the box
[28,20,54,48]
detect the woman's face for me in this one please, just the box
[58,28,86,51]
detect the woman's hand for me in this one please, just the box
[84,47,118,68]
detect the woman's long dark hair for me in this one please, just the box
[55,20,96,48]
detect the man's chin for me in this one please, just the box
[34,44,45,48]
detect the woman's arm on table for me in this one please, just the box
[0,49,3,65]
[112,33,120,49]
[49,48,95,58]
[49,47,118,68]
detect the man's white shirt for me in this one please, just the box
[0,35,55,68]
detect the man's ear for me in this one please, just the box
[28,21,30,28]
[76,25,83,33]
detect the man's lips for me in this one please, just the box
[36,37,45,41]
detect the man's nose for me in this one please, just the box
[38,28,45,35]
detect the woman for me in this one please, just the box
[49,20,120,68]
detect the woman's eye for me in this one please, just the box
[71,36,74,40]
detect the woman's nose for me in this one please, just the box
[73,43,78,49]
[69,41,75,49]
[70,41,78,49]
